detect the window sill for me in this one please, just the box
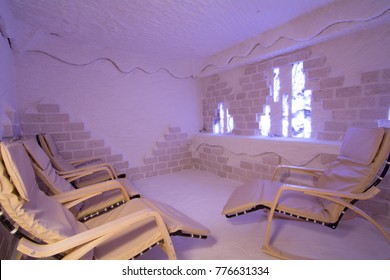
[192,133,341,166]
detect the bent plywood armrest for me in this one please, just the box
[68,156,105,167]
[52,180,131,209]
[58,163,117,182]
[272,165,324,181]
[59,169,97,183]
[17,209,176,260]
[274,184,380,201]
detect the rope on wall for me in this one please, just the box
[26,50,196,80]
[24,7,390,80]
[200,7,390,73]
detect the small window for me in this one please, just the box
[258,61,312,138]
[273,68,280,102]
[260,104,271,136]
[213,103,233,134]
[226,108,234,133]
[282,93,289,137]
[291,62,311,138]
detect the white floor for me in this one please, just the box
[133,169,390,260]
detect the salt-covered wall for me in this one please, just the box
[1,0,390,259]
[201,22,390,139]
[15,50,202,168]
[0,30,18,138]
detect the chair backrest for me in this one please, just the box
[318,127,390,222]
[0,141,90,254]
[37,133,75,172]
[22,138,75,195]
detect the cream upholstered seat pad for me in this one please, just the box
[222,180,331,222]
[23,138,75,194]
[84,199,166,260]
[0,141,89,245]
[318,127,390,221]
[319,127,386,194]
[340,127,385,165]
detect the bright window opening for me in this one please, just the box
[291,62,311,138]
[213,103,233,134]
[273,68,280,102]
[282,93,289,137]
[258,61,312,138]
[226,108,234,133]
[260,104,271,136]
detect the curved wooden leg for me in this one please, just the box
[262,195,390,259]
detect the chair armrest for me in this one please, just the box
[272,165,324,181]
[68,156,104,167]
[16,209,171,259]
[277,184,380,201]
[58,164,116,182]
[268,184,380,220]
[59,169,97,183]
[52,180,130,209]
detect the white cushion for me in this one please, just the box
[23,138,51,170]
[1,141,36,201]
[23,138,75,194]
[340,127,385,164]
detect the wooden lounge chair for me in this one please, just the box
[21,138,209,240]
[37,133,125,187]
[222,126,390,259]
[0,140,176,260]
[23,137,140,220]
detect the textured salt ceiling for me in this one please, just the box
[6,0,335,60]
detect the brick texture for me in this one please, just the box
[125,126,193,181]
[19,104,129,174]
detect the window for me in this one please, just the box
[282,92,289,137]
[259,61,312,138]
[273,68,280,102]
[291,62,312,138]
[226,108,234,133]
[213,103,234,134]
[260,104,271,136]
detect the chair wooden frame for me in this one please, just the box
[263,184,389,259]
[50,180,131,209]
[262,159,390,259]
[1,139,209,259]
[56,163,117,183]
[17,208,176,260]
[223,127,390,259]
[36,133,121,185]
[0,140,176,260]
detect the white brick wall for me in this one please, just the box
[19,104,129,173]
